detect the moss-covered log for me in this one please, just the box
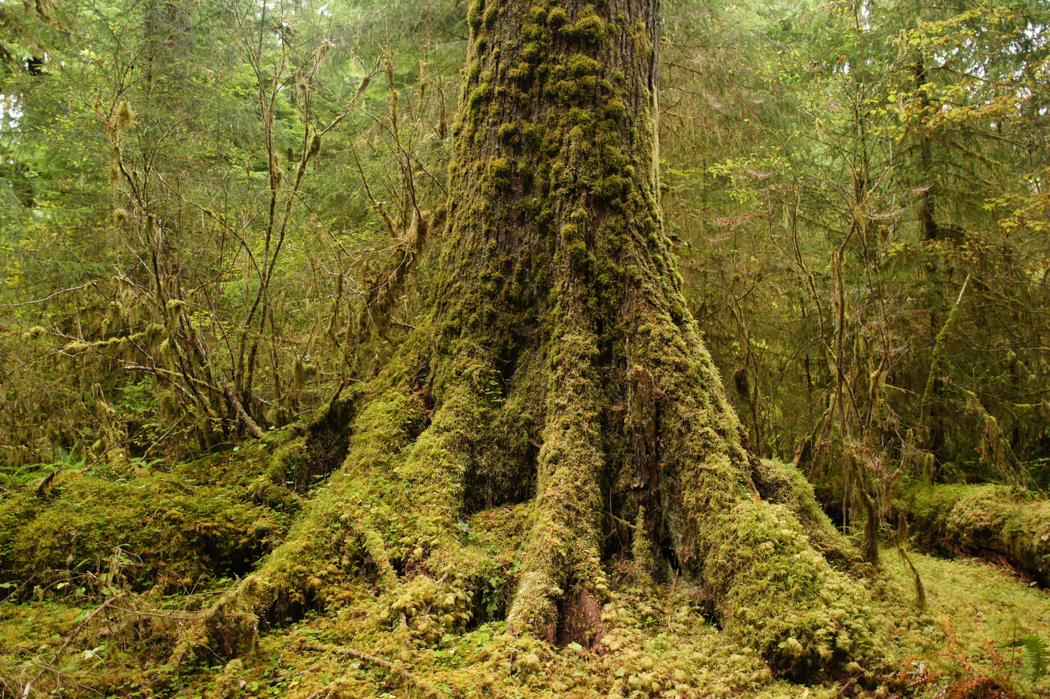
[900,484,1050,585]
[176,0,885,680]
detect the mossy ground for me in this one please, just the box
[4,473,1050,699]
[0,432,301,598]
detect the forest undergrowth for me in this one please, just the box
[1,431,1049,699]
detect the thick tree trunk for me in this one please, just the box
[177,0,881,681]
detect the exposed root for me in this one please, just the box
[752,457,867,572]
[628,307,882,677]
[508,330,607,641]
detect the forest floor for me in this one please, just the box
[2,535,1049,698]
[2,442,1048,698]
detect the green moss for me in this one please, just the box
[577,74,598,94]
[522,41,546,63]
[569,54,602,76]
[632,21,653,55]
[508,62,532,84]
[498,122,519,144]
[469,82,493,109]
[522,122,544,147]
[482,3,499,27]
[468,0,483,30]
[604,97,627,122]
[567,9,605,43]
[597,174,628,200]
[523,22,544,40]
[517,156,533,178]
[0,456,290,594]
[550,79,581,104]
[902,484,1050,585]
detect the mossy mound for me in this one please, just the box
[0,439,300,596]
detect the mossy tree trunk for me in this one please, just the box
[184,0,881,680]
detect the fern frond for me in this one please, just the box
[1009,634,1048,682]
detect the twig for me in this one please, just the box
[21,594,125,699]
[0,286,87,308]
[298,641,444,698]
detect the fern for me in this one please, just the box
[1008,634,1048,683]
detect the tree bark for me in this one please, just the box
[179,0,881,680]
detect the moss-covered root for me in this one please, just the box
[508,331,608,642]
[900,483,1050,585]
[752,458,866,572]
[166,356,502,666]
[637,316,881,678]
[702,491,880,679]
[163,387,419,667]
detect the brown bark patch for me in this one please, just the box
[556,586,604,650]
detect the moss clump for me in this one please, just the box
[547,6,568,27]
[604,97,627,122]
[569,54,602,76]
[488,157,512,187]
[567,8,605,43]
[469,82,493,109]
[522,41,546,64]
[498,122,519,144]
[596,174,628,200]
